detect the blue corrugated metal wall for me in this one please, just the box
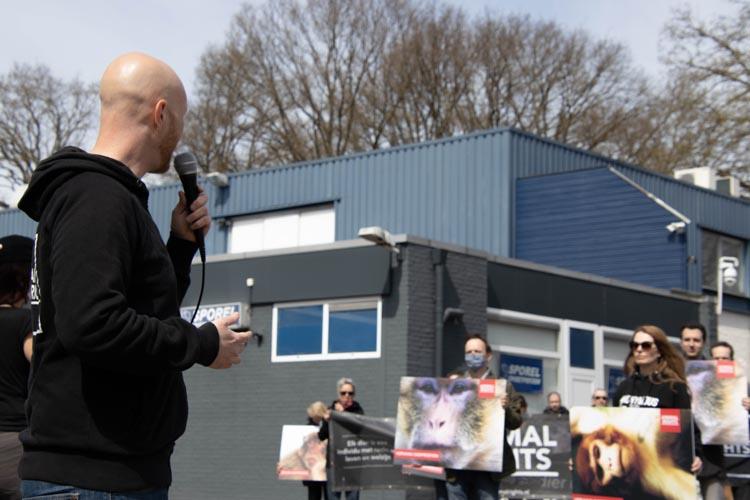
[0,128,748,293]
[196,130,513,256]
[516,168,688,290]
[0,209,36,237]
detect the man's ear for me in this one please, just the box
[153,99,168,128]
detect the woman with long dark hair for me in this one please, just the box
[0,235,33,500]
[613,324,702,474]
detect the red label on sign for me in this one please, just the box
[660,409,681,433]
[393,449,441,462]
[478,380,496,399]
[716,360,736,379]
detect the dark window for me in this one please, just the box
[570,328,594,369]
[276,306,323,355]
[274,300,380,359]
[328,308,378,353]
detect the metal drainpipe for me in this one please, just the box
[432,248,445,378]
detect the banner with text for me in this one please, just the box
[500,414,572,499]
[329,412,434,491]
[725,415,750,487]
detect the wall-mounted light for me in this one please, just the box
[666,221,686,234]
[358,226,400,254]
[206,172,229,188]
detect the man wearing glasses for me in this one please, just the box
[590,389,609,407]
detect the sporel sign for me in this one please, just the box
[180,302,244,326]
[500,354,543,393]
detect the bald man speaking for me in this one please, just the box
[17,53,250,498]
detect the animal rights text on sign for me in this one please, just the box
[500,414,572,499]
[277,425,326,481]
[393,376,506,472]
[328,412,434,491]
[570,407,696,500]
[686,360,749,445]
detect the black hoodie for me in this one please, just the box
[17,147,219,491]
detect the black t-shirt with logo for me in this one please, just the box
[614,372,691,409]
[0,307,31,431]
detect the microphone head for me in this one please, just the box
[173,151,199,176]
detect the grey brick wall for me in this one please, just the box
[171,251,414,499]
[441,251,488,374]
[167,243,491,499]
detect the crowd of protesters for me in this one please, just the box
[288,323,749,500]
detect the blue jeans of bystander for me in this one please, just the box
[21,480,168,500]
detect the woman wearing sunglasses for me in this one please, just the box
[318,378,364,500]
[613,324,703,474]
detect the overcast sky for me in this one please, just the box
[0,0,733,98]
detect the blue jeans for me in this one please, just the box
[444,470,499,500]
[21,480,168,500]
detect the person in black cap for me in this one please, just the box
[0,234,34,500]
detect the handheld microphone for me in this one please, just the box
[173,151,206,263]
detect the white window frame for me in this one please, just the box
[227,204,336,254]
[487,309,563,406]
[272,297,382,363]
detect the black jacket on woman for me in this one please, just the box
[614,370,703,471]
[613,371,692,409]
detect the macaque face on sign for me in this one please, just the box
[410,377,478,449]
[588,439,633,486]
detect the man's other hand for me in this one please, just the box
[209,313,251,369]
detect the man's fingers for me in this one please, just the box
[218,312,241,327]
[189,192,209,213]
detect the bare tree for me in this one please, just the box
[464,15,648,154]
[383,4,474,144]
[185,0,414,171]
[189,0,747,180]
[662,1,750,177]
[0,63,97,188]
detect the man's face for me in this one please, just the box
[711,346,732,361]
[680,328,705,359]
[465,338,489,359]
[548,394,561,411]
[591,390,608,407]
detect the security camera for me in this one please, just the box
[666,221,686,234]
[719,257,740,288]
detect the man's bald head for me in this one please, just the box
[100,52,186,116]
[93,52,187,176]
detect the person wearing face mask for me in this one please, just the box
[440,334,523,500]
[318,378,363,500]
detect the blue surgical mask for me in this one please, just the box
[465,353,486,370]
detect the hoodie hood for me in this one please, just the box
[18,147,149,221]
